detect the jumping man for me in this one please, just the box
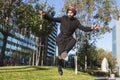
[39,6,99,75]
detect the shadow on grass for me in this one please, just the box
[0,66,51,73]
[0,66,32,70]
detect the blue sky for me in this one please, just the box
[47,0,120,52]
[95,21,114,52]
[96,0,120,52]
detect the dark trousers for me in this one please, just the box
[56,34,76,59]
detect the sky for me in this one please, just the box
[46,0,120,52]
[96,0,120,52]
[95,21,113,52]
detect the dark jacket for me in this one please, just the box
[44,15,92,36]
[43,14,93,54]
[43,14,93,44]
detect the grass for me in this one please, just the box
[0,66,95,80]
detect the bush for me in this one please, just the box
[87,70,109,77]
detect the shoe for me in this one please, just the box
[58,66,63,75]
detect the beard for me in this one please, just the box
[67,15,74,19]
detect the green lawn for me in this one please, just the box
[0,66,95,80]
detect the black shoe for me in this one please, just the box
[58,66,63,75]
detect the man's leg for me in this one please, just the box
[57,38,76,75]
[60,38,76,59]
[57,43,66,75]
[57,58,63,75]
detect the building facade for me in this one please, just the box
[112,26,117,57]
[0,25,37,65]
[45,26,58,66]
[112,14,120,75]
[0,24,58,66]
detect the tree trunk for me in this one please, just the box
[85,55,87,71]
[36,45,41,66]
[41,45,44,66]
[39,42,43,66]
[84,34,88,71]
[39,37,45,66]
[0,34,8,66]
[75,37,78,74]
[75,55,78,74]
[35,37,45,66]
[32,52,35,66]
[35,37,41,66]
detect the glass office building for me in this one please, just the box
[0,24,58,66]
[112,16,120,74]
[112,26,117,57]
[0,25,37,65]
[45,26,58,66]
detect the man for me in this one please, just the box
[39,6,99,75]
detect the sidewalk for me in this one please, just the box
[95,76,120,80]
[95,76,109,80]
[116,77,120,80]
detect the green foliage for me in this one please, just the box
[96,48,117,69]
[96,48,107,67]
[87,70,109,77]
[77,43,97,69]
[78,45,117,70]
[0,0,22,66]
[106,52,117,69]
[15,2,56,37]
[0,0,21,31]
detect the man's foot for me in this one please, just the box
[58,66,63,75]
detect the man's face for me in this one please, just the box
[67,10,74,18]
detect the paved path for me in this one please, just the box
[95,76,109,80]
[95,77,120,80]
[116,77,120,80]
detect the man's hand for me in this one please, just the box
[92,23,100,30]
[39,10,45,17]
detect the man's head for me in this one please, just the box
[67,6,76,18]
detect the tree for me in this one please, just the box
[77,43,97,70]
[15,1,57,66]
[106,52,117,72]
[0,0,22,66]
[96,48,107,67]
[96,48,117,71]
[35,3,57,66]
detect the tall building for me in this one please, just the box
[112,26,117,57]
[112,12,120,74]
[45,26,58,66]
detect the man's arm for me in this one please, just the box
[76,20,99,32]
[39,10,62,23]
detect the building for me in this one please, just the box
[112,12,120,75]
[112,26,117,57]
[45,26,58,66]
[0,23,58,66]
[0,25,37,65]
